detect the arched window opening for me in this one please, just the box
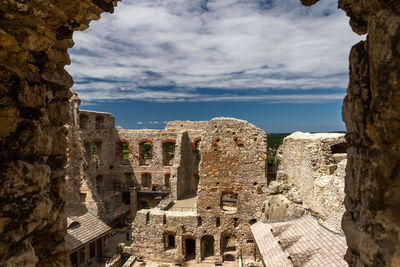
[139,141,152,166]
[165,233,176,250]
[91,141,103,168]
[185,237,196,261]
[141,172,152,188]
[162,141,175,166]
[116,140,130,162]
[201,235,215,260]
[164,173,171,188]
[222,235,236,253]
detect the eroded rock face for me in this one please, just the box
[0,1,118,265]
[301,1,400,266]
[262,132,346,233]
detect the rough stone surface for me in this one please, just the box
[131,118,267,264]
[301,1,400,265]
[263,132,347,233]
[0,0,399,266]
[0,0,119,265]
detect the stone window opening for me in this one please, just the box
[222,235,236,253]
[79,113,89,129]
[216,217,221,227]
[221,192,238,212]
[164,173,171,188]
[331,142,347,154]
[139,141,152,166]
[249,219,257,225]
[162,141,175,166]
[141,172,152,188]
[165,233,176,250]
[115,140,130,163]
[95,114,105,129]
[91,141,102,168]
[122,191,130,205]
[198,216,202,227]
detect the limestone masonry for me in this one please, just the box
[1,0,399,266]
[64,98,348,265]
[268,132,347,233]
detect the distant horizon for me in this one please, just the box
[80,98,347,133]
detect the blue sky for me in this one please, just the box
[66,0,362,133]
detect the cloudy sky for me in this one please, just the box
[66,0,362,132]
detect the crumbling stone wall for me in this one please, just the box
[131,118,268,264]
[68,108,207,225]
[264,132,346,233]
[0,1,118,266]
[300,0,400,266]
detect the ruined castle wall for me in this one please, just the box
[130,118,267,264]
[165,121,208,131]
[301,1,400,265]
[0,1,119,265]
[272,132,346,232]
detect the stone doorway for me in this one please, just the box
[185,238,196,261]
[222,235,236,262]
[201,235,215,261]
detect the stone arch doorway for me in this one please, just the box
[201,235,215,261]
[221,235,237,262]
[184,237,196,261]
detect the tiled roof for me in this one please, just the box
[250,215,347,267]
[64,202,111,252]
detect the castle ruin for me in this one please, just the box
[0,0,399,266]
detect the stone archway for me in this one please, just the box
[201,235,215,261]
[184,237,196,261]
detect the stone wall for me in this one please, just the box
[131,118,268,264]
[264,132,346,233]
[0,0,398,265]
[300,0,400,266]
[0,0,118,266]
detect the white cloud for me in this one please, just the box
[137,121,143,124]
[116,125,122,129]
[67,0,362,103]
